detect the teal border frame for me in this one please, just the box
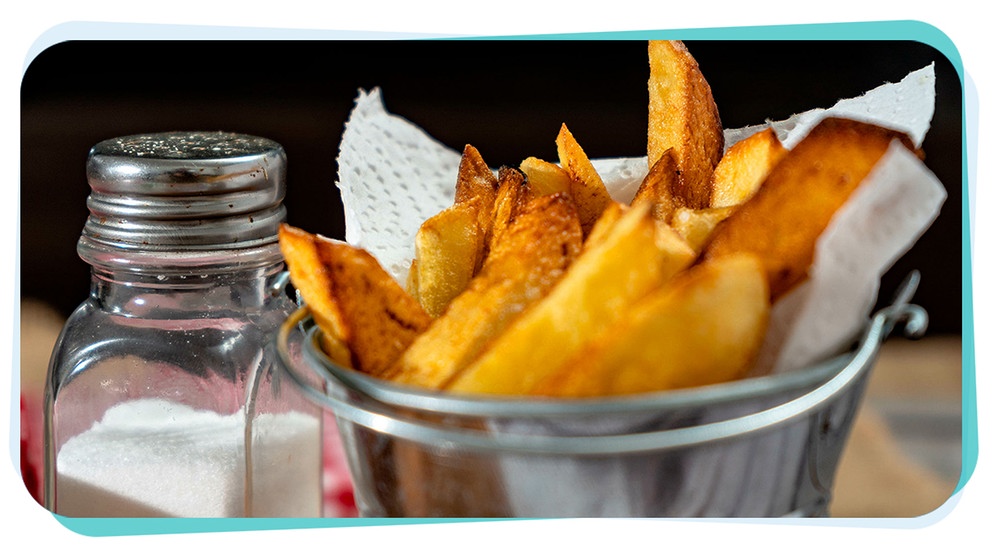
[17,19,975,536]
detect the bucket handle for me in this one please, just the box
[275,272,928,456]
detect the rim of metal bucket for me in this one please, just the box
[276,271,928,456]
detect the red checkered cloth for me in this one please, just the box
[322,413,359,517]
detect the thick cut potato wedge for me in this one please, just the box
[556,123,613,236]
[279,224,352,367]
[581,200,627,252]
[410,144,499,315]
[631,147,682,222]
[702,117,921,300]
[386,192,583,389]
[405,259,420,298]
[669,206,736,254]
[486,166,534,257]
[647,40,723,209]
[279,224,432,377]
[413,201,484,318]
[532,254,770,397]
[710,127,787,208]
[520,156,572,197]
[446,202,697,395]
[453,145,500,247]
[454,144,499,207]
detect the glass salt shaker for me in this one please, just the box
[43,131,323,518]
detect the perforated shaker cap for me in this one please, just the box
[79,131,288,268]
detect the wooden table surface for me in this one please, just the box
[829,335,962,517]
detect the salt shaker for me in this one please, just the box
[43,132,323,518]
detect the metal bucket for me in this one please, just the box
[276,273,928,518]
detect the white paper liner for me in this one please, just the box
[338,88,463,282]
[725,63,937,150]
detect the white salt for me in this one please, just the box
[55,398,321,518]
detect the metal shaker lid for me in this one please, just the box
[81,131,287,254]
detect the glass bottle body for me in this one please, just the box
[45,261,322,517]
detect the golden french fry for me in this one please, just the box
[387,192,583,389]
[532,254,770,397]
[631,147,682,222]
[702,117,922,300]
[279,224,432,376]
[710,127,787,208]
[581,200,626,251]
[520,156,572,197]
[647,40,723,209]
[446,202,696,395]
[413,202,484,318]
[556,123,613,236]
[486,166,534,257]
[453,145,500,241]
[669,205,736,254]
[454,144,499,207]
[406,259,420,298]
[409,144,500,316]
[279,224,352,367]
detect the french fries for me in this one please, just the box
[412,202,482,318]
[556,123,613,236]
[279,224,352,367]
[647,40,723,209]
[531,254,769,397]
[452,144,500,263]
[701,117,921,300]
[520,156,572,197]
[631,147,682,222]
[453,144,499,208]
[280,41,928,402]
[386,192,583,389]
[669,206,736,254]
[446,203,696,395]
[486,166,534,256]
[279,224,431,377]
[409,145,499,316]
[709,127,787,208]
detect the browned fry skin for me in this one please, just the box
[701,117,922,301]
[454,144,499,207]
[486,166,535,258]
[386,192,583,390]
[556,123,613,236]
[453,145,500,269]
[631,147,684,222]
[581,200,626,253]
[408,145,499,318]
[446,202,697,396]
[647,40,724,209]
[312,237,432,378]
[278,224,353,367]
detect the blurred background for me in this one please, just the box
[20,40,964,517]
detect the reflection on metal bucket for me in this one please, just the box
[276,273,928,518]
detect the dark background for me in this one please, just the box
[20,40,963,335]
